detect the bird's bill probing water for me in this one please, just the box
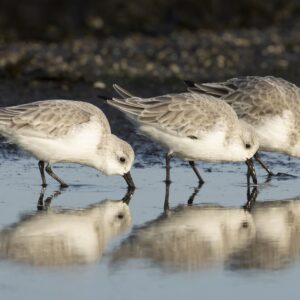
[254,152,274,177]
[122,188,135,204]
[245,158,257,185]
[122,172,136,205]
[123,171,136,190]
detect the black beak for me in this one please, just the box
[243,186,258,212]
[122,188,135,204]
[245,158,257,185]
[123,171,136,189]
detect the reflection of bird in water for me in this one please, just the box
[229,197,300,271]
[111,198,255,272]
[0,197,132,266]
[163,180,258,211]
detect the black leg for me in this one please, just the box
[165,153,172,184]
[243,186,258,212]
[164,180,203,212]
[37,187,62,211]
[254,152,274,177]
[45,164,68,187]
[164,152,172,211]
[164,182,171,213]
[37,186,46,210]
[187,182,204,205]
[189,161,204,184]
[245,158,258,185]
[38,161,47,187]
[246,163,251,186]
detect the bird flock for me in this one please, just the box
[0,75,300,268]
[0,75,299,192]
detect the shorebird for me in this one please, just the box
[111,202,255,272]
[0,100,135,188]
[107,84,259,184]
[0,198,131,266]
[185,76,300,177]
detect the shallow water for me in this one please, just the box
[1,152,300,299]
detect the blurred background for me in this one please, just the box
[0,0,299,87]
[0,0,299,39]
[0,0,299,154]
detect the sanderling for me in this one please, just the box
[185,76,300,177]
[228,197,300,270]
[0,198,131,265]
[111,203,254,271]
[0,100,135,188]
[107,84,259,184]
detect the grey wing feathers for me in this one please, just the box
[186,76,300,122]
[185,80,236,98]
[108,91,237,138]
[113,84,136,98]
[0,100,95,137]
[186,76,299,103]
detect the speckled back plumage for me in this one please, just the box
[0,100,111,138]
[187,76,300,125]
[187,76,300,151]
[108,92,240,141]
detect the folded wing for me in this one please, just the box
[0,100,94,138]
[186,76,300,123]
[108,92,238,139]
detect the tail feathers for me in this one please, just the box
[183,80,210,94]
[183,80,196,88]
[98,85,136,108]
[107,85,143,120]
[113,84,136,99]
[184,80,233,98]
[107,98,143,117]
[0,108,15,124]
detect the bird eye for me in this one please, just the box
[245,143,251,149]
[120,157,126,163]
[117,213,124,219]
[241,221,249,228]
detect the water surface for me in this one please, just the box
[0,153,300,299]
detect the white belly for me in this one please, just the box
[254,111,293,154]
[139,124,247,162]
[5,120,103,164]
